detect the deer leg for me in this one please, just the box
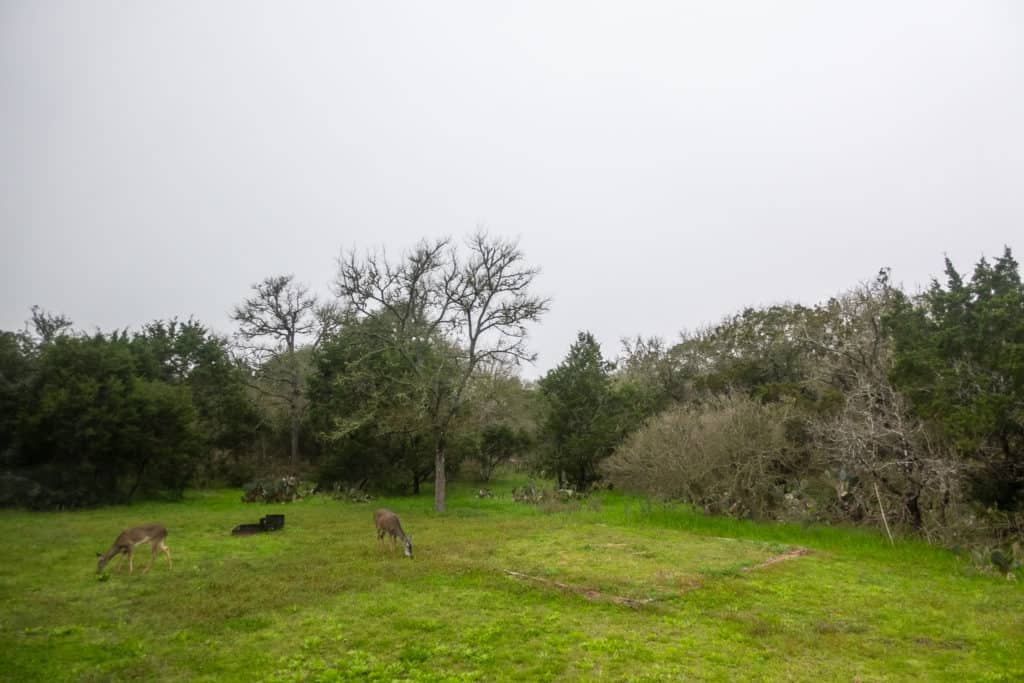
[161,542,172,570]
[127,548,135,575]
[143,543,157,573]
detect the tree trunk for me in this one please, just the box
[290,407,300,469]
[289,347,301,469]
[905,491,923,530]
[434,442,446,512]
[126,459,148,502]
[412,471,420,495]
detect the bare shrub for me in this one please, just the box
[603,394,814,518]
[810,372,962,534]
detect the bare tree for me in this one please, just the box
[814,367,961,533]
[232,275,340,467]
[804,277,961,534]
[28,305,73,343]
[334,232,549,511]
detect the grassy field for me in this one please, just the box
[1,476,1021,682]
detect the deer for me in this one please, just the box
[96,523,172,575]
[373,509,413,558]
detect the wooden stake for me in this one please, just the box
[874,482,895,546]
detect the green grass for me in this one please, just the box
[0,476,1021,682]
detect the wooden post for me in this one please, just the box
[874,482,895,546]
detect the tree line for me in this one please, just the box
[1,237,1020,547]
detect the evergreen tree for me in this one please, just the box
[538,332,622,490]
[888,247,1024,509]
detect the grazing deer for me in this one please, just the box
[96,524,172,575]
[374,509,413,558]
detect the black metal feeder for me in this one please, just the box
[261,514,285,531]
[231,514,285,536]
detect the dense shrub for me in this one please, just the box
[328,482,373,503]
[511,481,588,513]
[8,334,201,508]
[603,394,817,519]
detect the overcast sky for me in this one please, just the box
[2,1,1022,377]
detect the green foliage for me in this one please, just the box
[655,305,824,406]
[510,480,588,514]
[327,482,374,503]
[1,316,261,508]
[0,331,33,458]
[887,247,1024,509]
[471,424,530,481]
[459,371,537,481]
[8,333,200,507]
[308,314,443,493]
[130,319,259,456]
[537,332,635,490]
[241,476,316,503]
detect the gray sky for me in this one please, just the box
[3,1,1022,377]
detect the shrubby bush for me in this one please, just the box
[511,481,589,513]
[328,482,373,503]
[1,316,259,509]
[0,472,61,509]
[603,394,818,519]
[241,476,316,503]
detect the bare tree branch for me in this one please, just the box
[330,231,550,511]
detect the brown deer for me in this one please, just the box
[96,524,172,574]
[373,509,413,558]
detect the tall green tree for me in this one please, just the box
[130,319,259,456]
[538,332,623,490]
[10,332,200,507]
[0,331,33,460]
[887,248,1024,509]
[308,313,440,493]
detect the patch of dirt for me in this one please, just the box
[747,547,810,571]
[502,546,811,608]
[913,636,967,650]
[502,570,662,609]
